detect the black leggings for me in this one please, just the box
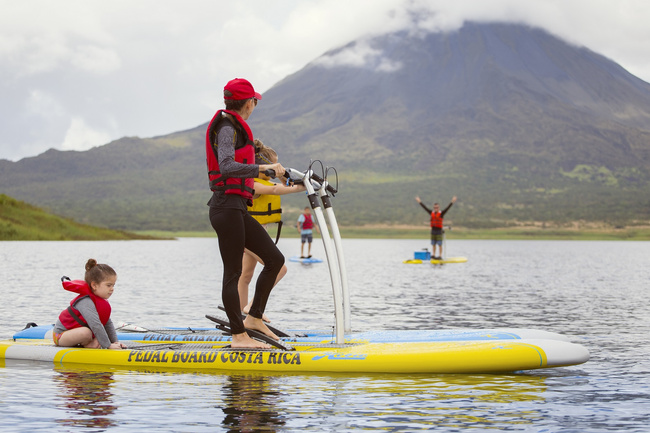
[209,206,285,334]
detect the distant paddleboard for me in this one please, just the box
[404,250,467,264]
[289,256,323,264]
[431,256,468,264]
[403,257,468,264]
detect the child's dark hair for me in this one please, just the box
[84,259,116,287]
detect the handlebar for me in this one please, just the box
[309,173,338,195]
[263,167,338,196]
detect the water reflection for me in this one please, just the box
[320,373,549,430]
[220,373,285,432]
[213,371,549,431]
[53,366,117,430]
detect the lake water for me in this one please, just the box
[0,238,649,432]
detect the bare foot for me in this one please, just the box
[230,332,271,349]
[243,316,280,341]
[242,304,271,323]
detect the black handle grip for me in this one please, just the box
[311,173,337,195]
[263,169,288,179]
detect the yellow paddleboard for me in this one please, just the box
[0,338,588,374]
[403,257,468,264]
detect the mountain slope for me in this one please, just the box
[0,22,649,231]
[253,22,650,170]
[251,22,650,227]
[0,194,158,240]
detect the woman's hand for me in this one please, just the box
[109,342,126,350]
[260,162,286,179]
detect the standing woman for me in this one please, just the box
[206,78,285,349]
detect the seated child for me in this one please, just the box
[52,258,126,350]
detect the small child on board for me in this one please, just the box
[52,259,126,350]
[239,140,306,322]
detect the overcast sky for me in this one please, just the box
[1,0,649,162]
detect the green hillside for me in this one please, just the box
[0,194,161,240]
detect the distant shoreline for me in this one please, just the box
[137,225,650,241]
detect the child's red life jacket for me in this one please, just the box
[58,279,111,329]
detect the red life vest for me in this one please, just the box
[205,109,255,201]
[58,279,112,330]
[430,212,444,229]
[301,213,314,230]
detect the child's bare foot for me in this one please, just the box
[231,332,271,349]
[243,316,279,340]
[243,304,271,323]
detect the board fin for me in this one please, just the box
[217,305,292,338]
[205,314,294,351]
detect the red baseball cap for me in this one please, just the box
[223,78,262,101]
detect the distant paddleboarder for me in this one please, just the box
[297,206,318,258]
[416,196,457,260]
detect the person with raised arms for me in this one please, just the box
[415,196,457,260]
